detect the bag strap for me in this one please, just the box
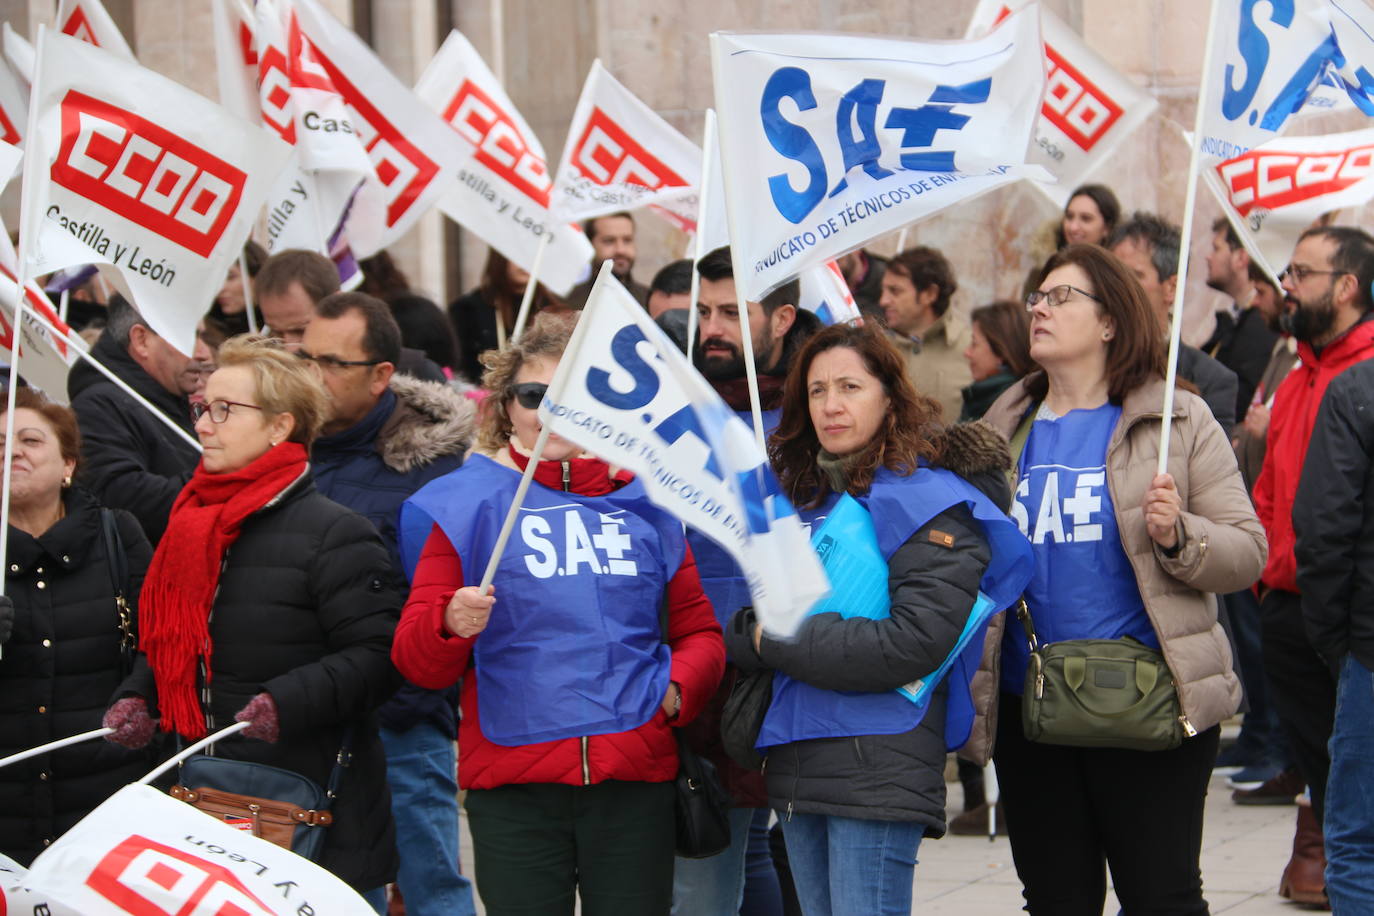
[325,726,355,802]
[1006,402,1039,653]
[99,509,135,672]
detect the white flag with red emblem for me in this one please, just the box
[55,0,134,59]
[212,0,259,121]
[0,55,26,148]
[291,0,468,258]
[551,60,701,226]
[415,30,593,296]
[0,210,85,402]
[19,30,291,355]
[1203,127,1374,280]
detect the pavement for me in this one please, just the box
[455,729,1312,915]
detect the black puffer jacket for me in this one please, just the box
[119,473,403,891]
[726,424,1010,838]
[0,489,153,865]
[67,331,199,544]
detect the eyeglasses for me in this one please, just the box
[511,382,548,410]
[1278,264,1347,284]
[192,399,264,424]
[295,349,386,372]
[1024,284,1104,311]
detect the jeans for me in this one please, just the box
[673,808,782,916]
[1326,654,1374,913]
[779,813,923,916]
[380,723,476,916]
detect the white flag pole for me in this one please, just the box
[240,248,258,334]
[510,232,550,343]
[709,36,767,452]
[137,721,250,786]
[686,109,716,361]
[58,288,68,323]
[1159,0,1221,476]
[0,727,114,770]
[895,224,910,253]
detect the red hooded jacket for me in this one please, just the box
[391,448,725,790]
[1254,317,1374,593]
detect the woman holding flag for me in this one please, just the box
[981,244,1266,913]
[391,311,725,916]
[725,322,1032,916]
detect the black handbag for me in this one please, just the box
[169,731,353,862]
[659,594,731,858]
[720,666,773,770]
[98,509,135,676]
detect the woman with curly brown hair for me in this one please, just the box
[390,311,725,915]
[724,322,1031,916]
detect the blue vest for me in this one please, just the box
[758,465,1033,751]
[687,405,782,629]
[400,454,684,746]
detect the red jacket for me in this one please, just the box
[391,449,725,790]
[1254,318,1374,593]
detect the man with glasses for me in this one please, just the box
[1251,226,1374,907]
[298,290,479,916]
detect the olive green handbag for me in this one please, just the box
[1016,601,1195,752]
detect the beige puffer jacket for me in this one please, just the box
[960,374,1267,764]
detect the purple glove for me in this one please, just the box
[103,697,155,749]
[234,693,280,743]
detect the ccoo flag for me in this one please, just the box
[538,264,830,637]
[55,0,134,59]
[710,6,1050,301]
[19,30,291,356]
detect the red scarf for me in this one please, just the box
[140,442,308,739]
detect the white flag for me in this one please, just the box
[3,23,33,84]
[965,1,1157,207]
[291,0,468,257]
[550,60,701,225]
[212,0,260,122]
[415,30,593,296]
[0,215,86,403]
[1326,0,1374,114]
[540,266,830,636]
[711,8,1050,301]
[2,853,81,916]
[798,260,862,326]
[21,785,374,914]
[0,56,26,148]
[20,31,292,355]
[1203,128,1374,279]
[55,0,134,59]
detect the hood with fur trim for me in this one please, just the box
[377,375,477,473]
[930,420,1013,511]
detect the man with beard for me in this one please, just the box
[1203,218,1279,420]
[565,212,649,309]
[1252,225,1374,907]
[674,245,818,916]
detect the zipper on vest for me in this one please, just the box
[581,736,590,784]
[1179,715,1198,738]
[562,461,571,492]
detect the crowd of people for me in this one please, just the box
[0,186,1371,916]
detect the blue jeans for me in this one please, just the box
[1326,654,1374,913]
[380,723,476,916]
[673,808,782,915]
[779,813,922,916]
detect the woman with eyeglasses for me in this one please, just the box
[391,311,725,916]
[979,244,1266,914]
[0,389,154,865]
[102,336,405,901]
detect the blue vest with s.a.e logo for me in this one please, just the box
[401,454,683,746]
[757,465,1032,751]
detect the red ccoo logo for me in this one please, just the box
[52,91,248,258]
[84,834,275,915]
[443,80,551,207]
[570,108,688,191]
[1217,145,1374,215]
[1042,44,1122,152]
[257,44,296,144]
[60,7,99,46]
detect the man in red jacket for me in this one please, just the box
[1253,226,1374,907]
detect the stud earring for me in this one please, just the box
[62,475,72,488]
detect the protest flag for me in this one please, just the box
[17,29,292,357]
[709,7,1050,306]
[798,260,863,326]
[414,30,593,299]
[965,1,1158,207]
[212,0,260,122]
[0,55,25,148]
[538,262,830,637]
[3,23,33,84]
[55,0,135,59]
[290,0,470,258]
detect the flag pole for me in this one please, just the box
[137,721,250,786]
[1158,0,1221,476]
[709,35,766,452]
[58,288,68,323]
[0,727,113,770]
[240,247,258,334]
[895,224,910,253]
[510,232,549,342]
[686,109,716,361]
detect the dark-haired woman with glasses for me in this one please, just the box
[979,244,1267,914]
[103,336,405,900]
[391,310,725,915]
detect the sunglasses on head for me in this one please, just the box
[511,382,548,410]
